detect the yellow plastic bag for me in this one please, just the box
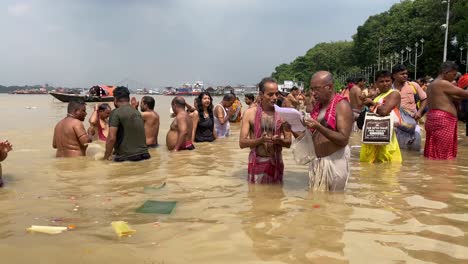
[111,221,136,237]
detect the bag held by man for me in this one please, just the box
[291,130,316,165]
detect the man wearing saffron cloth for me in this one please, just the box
[303,71,353,191]
[424,62,468,160]
[239,77,292,184]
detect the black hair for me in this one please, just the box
[113,86,130,102]
[439,61,459,74]
[68,100,85,114]
[355,76,366,83]
[290,86,299,91]
[141,96,155,110]
[392,64,407,74]
[223,93,235,101]
[245,93,255,101]
[258,77,277,93]
[375,70,392,80]
[346,77,354,84]
[416,78,427,85]
[98,103,111,111]
[197,92,214,120]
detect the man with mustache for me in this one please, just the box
[304,71,353,191]
[239,77,291,184]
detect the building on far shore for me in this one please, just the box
[278,80,304,94]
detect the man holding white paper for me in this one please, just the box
[301,71,353,191]
[239,77,292,184]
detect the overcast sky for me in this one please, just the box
[0,0,399,88]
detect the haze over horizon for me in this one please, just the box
[1,0,399,88]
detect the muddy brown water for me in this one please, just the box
[0,94,467,263]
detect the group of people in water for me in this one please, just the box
[2,61,468,192]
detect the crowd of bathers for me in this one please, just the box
[2,61,468,191]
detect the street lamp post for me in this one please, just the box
[400,48,410,64]
[443,0,451,62]
[378,38,384,70]
[405,47,412,69]
[462,46,468,73]
[389,55,395,70]
[409,39,425,79]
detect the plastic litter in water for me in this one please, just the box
[111,221,136,237]
[27,225,68,234]
[136,200,176,214]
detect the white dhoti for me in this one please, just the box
[308,146,350,192]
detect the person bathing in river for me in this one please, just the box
[292,71,353,191]
[214,94,236,138]
[104,87,150,162]
[53,100,94,158]
[244,93,256,109]
[360,70,402,163]
[89,103,111,141]
[0,140,13,187]
[166,96,195,151]
[229,93,243,123]
[424,62,468,160]
[129,96,161,148]
[192,92,216,142]
[239,77,291,184]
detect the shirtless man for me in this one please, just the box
[283,86,303,109]
[349,76,366,118]
[244,93,255,108]
[240,77,291,184]
[132,96,160,148]
[302,71,353,191]
[424,62,468,160]
[53,100,94,158]
[166,96,195,151]
[89,103,111,141]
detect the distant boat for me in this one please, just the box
[10,88,48,94]
[49,85,116,102]
[136,88,161,95]
[174,82,204,96]
[49,92,114,103]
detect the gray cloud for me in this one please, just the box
[0,0,399,87]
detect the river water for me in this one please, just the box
[0,94,467,263]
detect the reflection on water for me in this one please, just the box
[0,95,467,263]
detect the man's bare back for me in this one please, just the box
[53,117,89,157]
[427,79,464,116]
[349,85,364,112]
[284,94,299,108]
[142,111,160,146]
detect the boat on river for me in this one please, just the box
[49,85,116,102]
[49,92,115,102]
